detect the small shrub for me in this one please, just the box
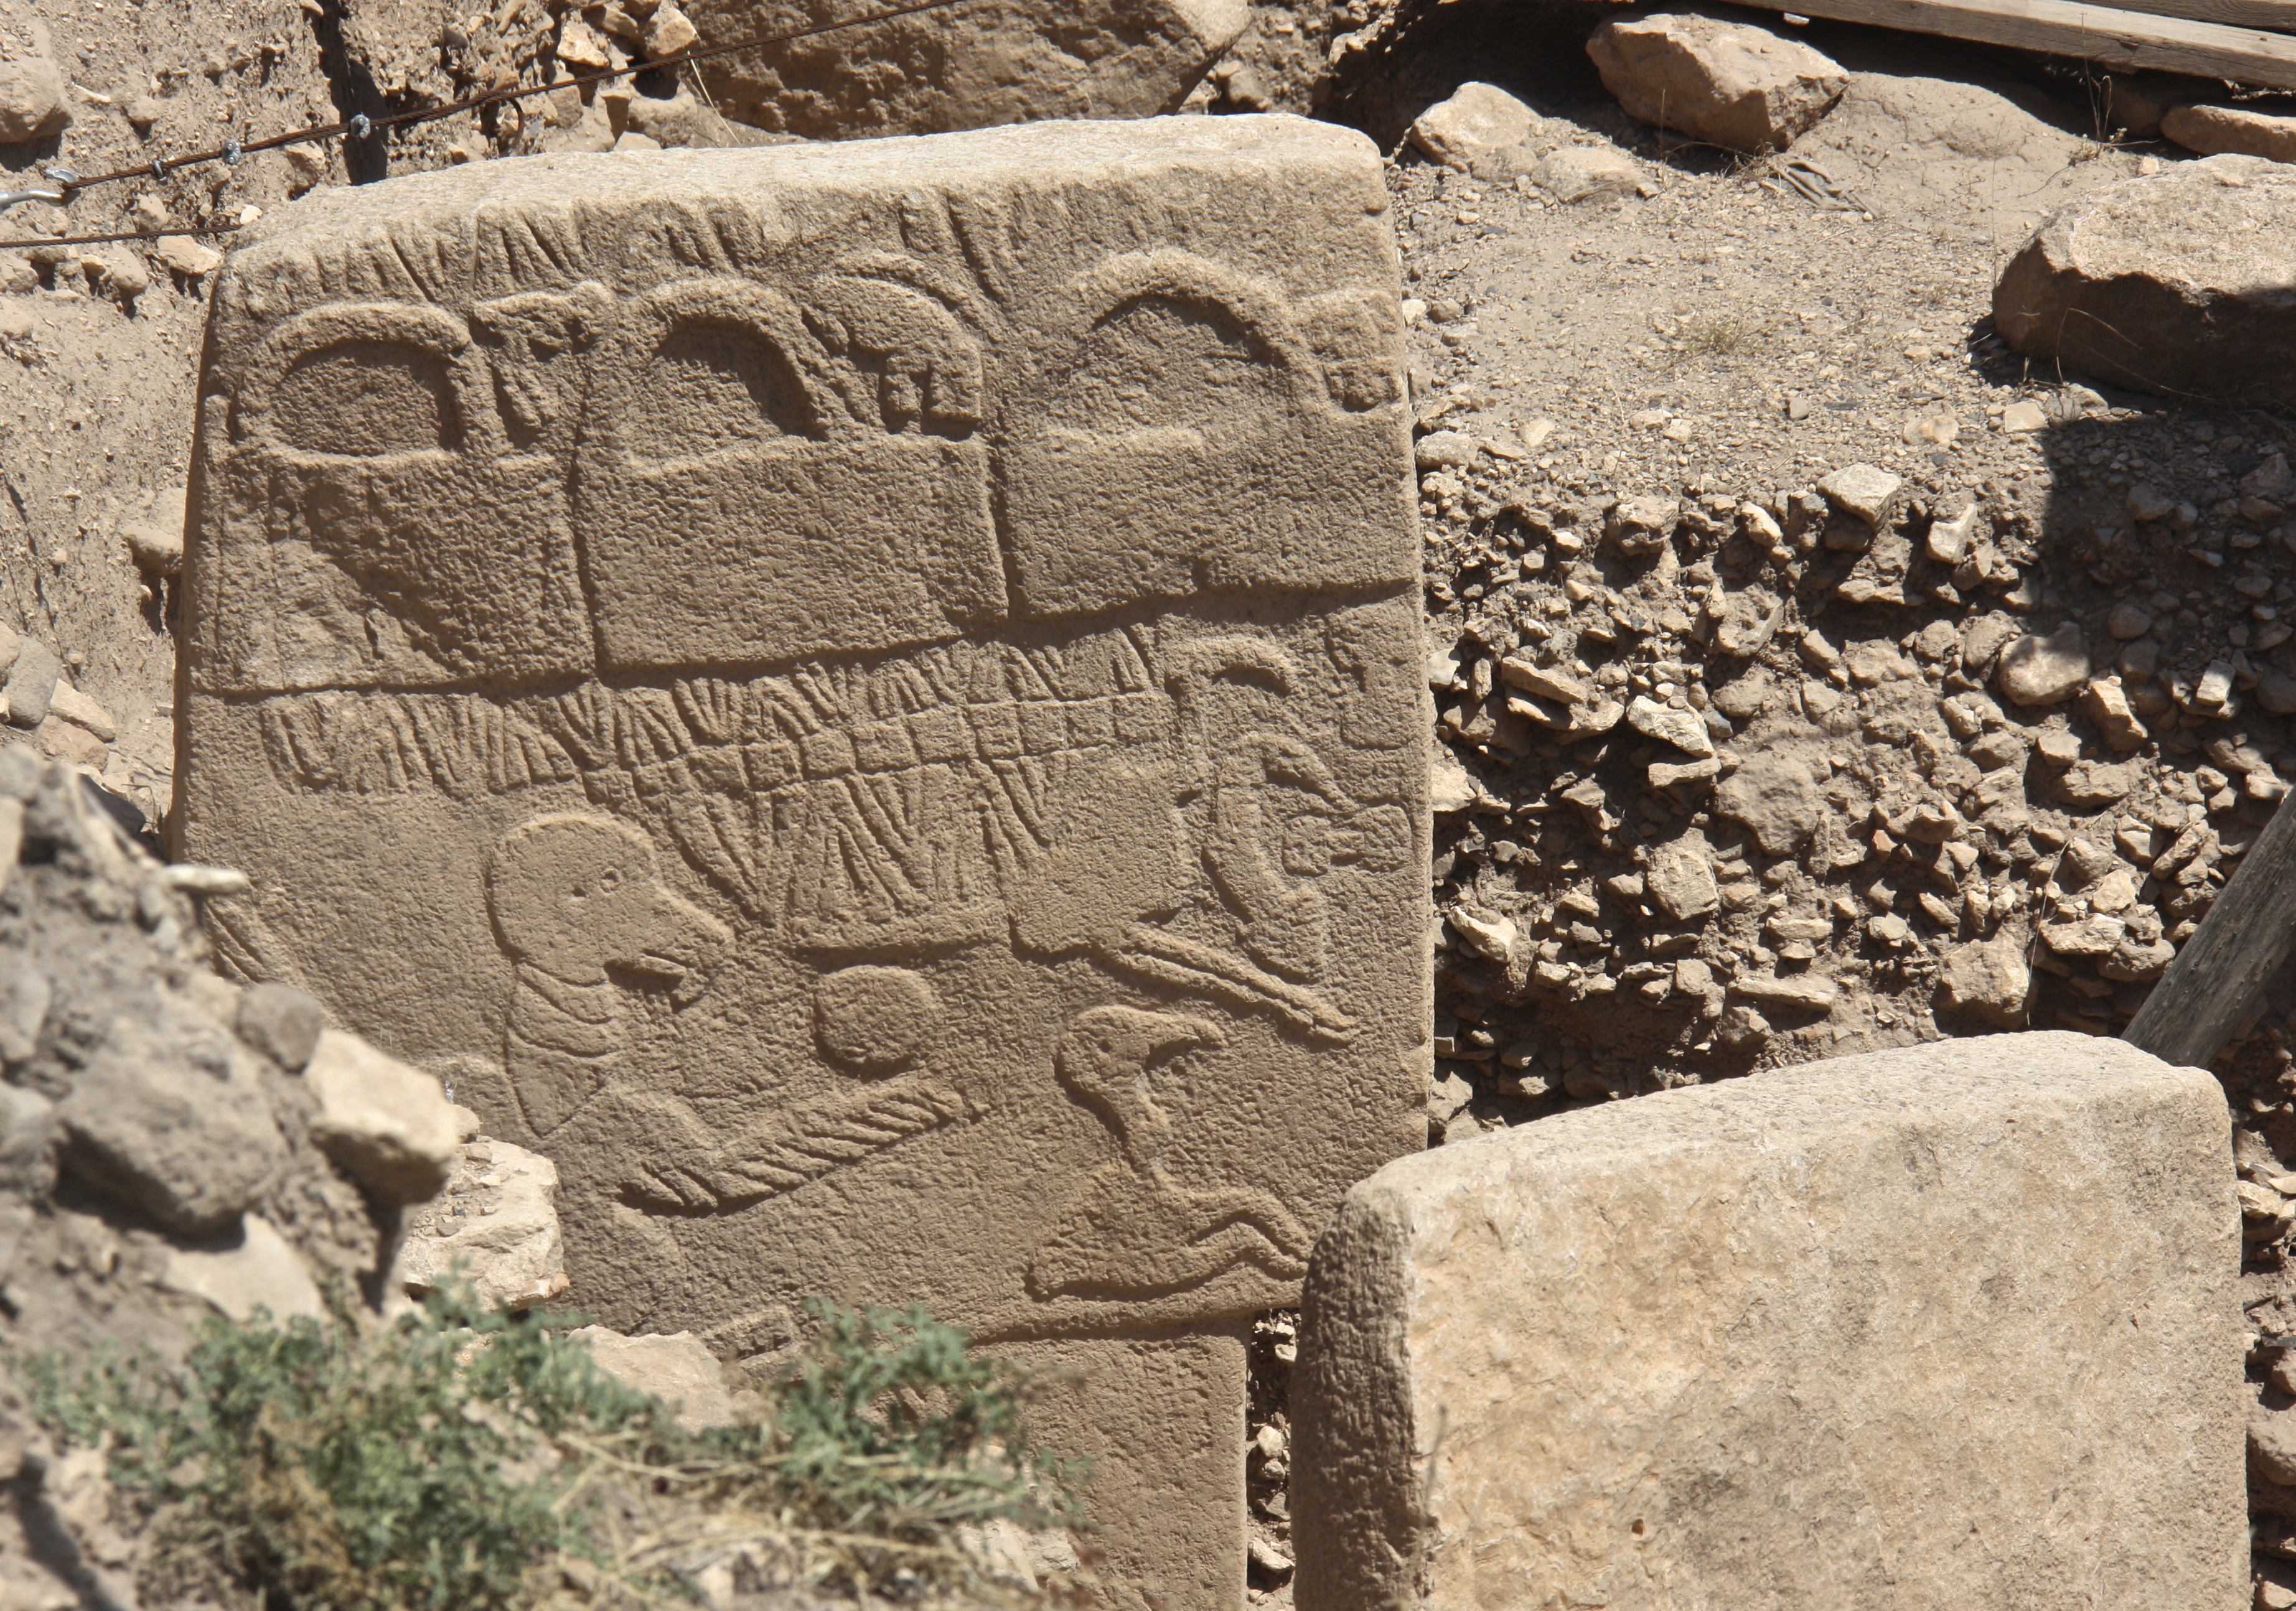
[19,1287,1082,1610]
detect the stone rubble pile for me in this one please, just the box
[1421,418,2296,1100]
[0,749,736,1599]
[0,752,459,1597]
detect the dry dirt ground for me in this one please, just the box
[1365,16,2296,1604]
[7,0,2296,1601]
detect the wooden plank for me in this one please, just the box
[2124,789,2296,1069]
[1739,0,2296,89]
[2041,0,2296,39]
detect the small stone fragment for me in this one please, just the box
[572,1327,739,1432]
[1537,144,1644,203]
[2255,1409,2296,1487]
[1649,757,1721,791]
[162,1213,325,1324]
[1607,495,1677,555]
[1449,905,1520,963]
[1713,753,1820,856]
[2034,729,2082,768]
[1415,431,1482,470]
[154,235,223,278]
[1817,463,1903,530]
[644,2,699,57]
[1729,970,1839,1012]
[1712,589,1785,658]
[2106,602,2153,639]
[1408,81,1540,170]
[1499,656,1588,706]
[1647,834,1718,921]
[2082,678,2149,751]
[238,981,326,1073]
[304,1029,461,1207]
[43,683,112,742]
[1717,1002,1769,1046]
[394,1137,568,1312]
[2124,485,2175,525]
[0,954,49,1065]
[1935,930,2031,1028]
[2,640,59,729]
[57,1007,287,1237]
[2102,936,2176,982]
[122,487,187,576]
[1997,624,2090,707]
[2188,661,2236,719]
[557,17,613,70]
[1926,498,1982,565]
[1999,400,2048,434]
[1869,913,1913,946]
[2041,914,2126,958]
[0,59,70,144]
[1627,694,1715,757]
[2161,103,2296,164]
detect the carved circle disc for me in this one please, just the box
[813,965,940,1075]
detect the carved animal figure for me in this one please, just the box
[1030,1004,1311,1298]
[486,813,730,1136]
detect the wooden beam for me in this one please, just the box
[1739,0,2296,89]
[2048,0,2296,40]
[2124,789,2296,1069]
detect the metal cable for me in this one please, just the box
[0,0,980,252]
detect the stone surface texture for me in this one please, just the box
[2162,103,2296,165]
[1586,12,1847,154]
[1994,154,2296,410]
[684,0,1247,141]
[391,1133,569,1312]
[179,116,1427,1609]
[1407,81,1542,170]
[1292,1033,2245,1611]
[0,58,70,144]
[571,1325,740,1432]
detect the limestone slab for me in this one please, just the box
[1292,1032,2246,1611]
[179,116,1427,1610]
[1994,154,2296,409]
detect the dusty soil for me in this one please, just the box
[1373,15,2296,1601]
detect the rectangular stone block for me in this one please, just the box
[1293,1033,2246,1611]
[179,116,1427,1610]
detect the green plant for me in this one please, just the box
[19,1286,1082,1610]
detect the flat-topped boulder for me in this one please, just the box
[1994,153,2296,409]
[1293,1032,2246,1610]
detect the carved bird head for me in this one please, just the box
[1054,1006,1224,1164]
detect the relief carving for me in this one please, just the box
[1030,1007,1311,1298]
[487,813,730,1136]
[183,123,1427,1350]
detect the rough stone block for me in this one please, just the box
[1587,12,1846,154]
[1293,1032,2246,1611]
[1994,154,2296,410]
[683,0,1247,142]
[180,116,1427,1607]
[2162,101,2296,164]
